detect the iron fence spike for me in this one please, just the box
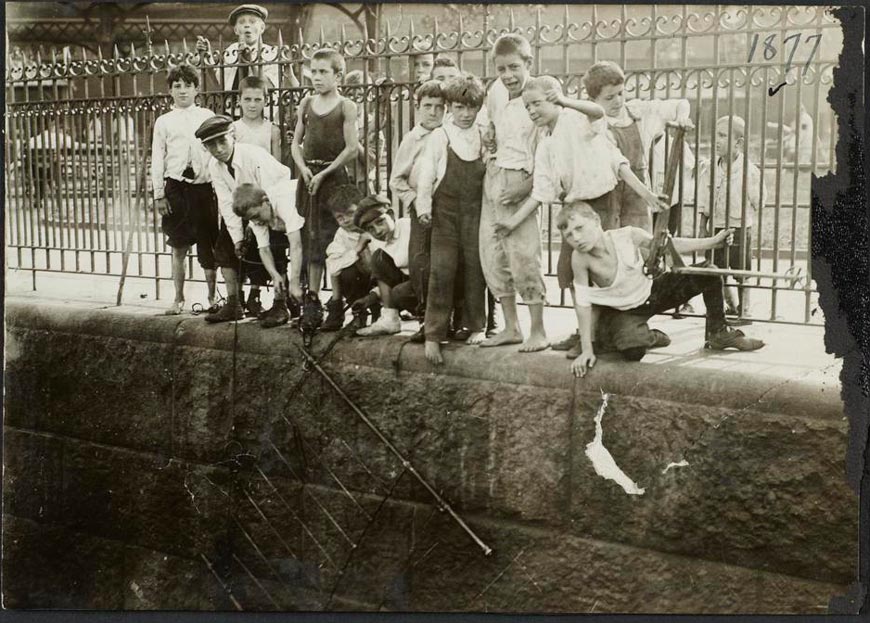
[319,25,326,46]
[81,46,87,61]
[563,4,570,25]
[457,12,464,36]
[113,44,120,59]
[130,41,137,58]
[277,27,284,48]
[182,37,189,53]
[409,17,416,38]
[509,7,516,30]
[433,16,439,36]
[341,23,347,43]
[164,39,171,56]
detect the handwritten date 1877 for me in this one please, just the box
[747,32,823,96]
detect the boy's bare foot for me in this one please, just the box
[164,300,184,316]
[466,331,486,345]
[480,329,523,348]
[519,333,549,353]
[424,340,443,366]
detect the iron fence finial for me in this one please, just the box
[130,41,137,58]
[182,37,189,53]
[408,17,416,39]
[277,27,284,48]
[341,23,347,44]
[509,8,516,30]
[113,44,120,60]
[164,39,171,57]
[319,25,326,47]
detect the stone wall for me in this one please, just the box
[2,301,858,612]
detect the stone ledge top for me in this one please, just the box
[5,299,844,420]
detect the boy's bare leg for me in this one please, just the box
[221,267,240,301]
[424,340,444,366]
[519,303,549,352]
[308,263,324,297]
[723,278,739,314]
[480,295,523,347]
[328,273,342,302]
[204,269,217,306]
[166,246,189,314]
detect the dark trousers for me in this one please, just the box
[337,260,375,304]
[425,199,486,341]
[370,249,419,314]
[408,204,430,316]
[162,178,218,270]
[598,263,726,360]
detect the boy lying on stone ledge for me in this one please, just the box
[558,201,765,378]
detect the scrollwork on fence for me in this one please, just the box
[6,4,839,86]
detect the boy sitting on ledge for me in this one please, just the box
[558,202,765,378]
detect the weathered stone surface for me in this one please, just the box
[2,428,64,523]
[2,515,127,609]
[3,328,50,430]
[122,547,221,610]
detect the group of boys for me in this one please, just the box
[153,9,766,377]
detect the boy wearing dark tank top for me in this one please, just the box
[290,48,360,316]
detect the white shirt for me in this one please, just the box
[150,105,215,199]
[486,77,538,173]
[577,228,652,311]
[232,118,275,152]
[532,109,627,204]
[388,124,435,210]
[207,142,304,245]
[379,217,412,274]
[414,123,485,217]
[696,153,765,229]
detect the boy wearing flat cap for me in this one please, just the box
[196,114,305,327]
[196,4,299,94]
[353,196,419,337]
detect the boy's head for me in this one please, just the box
[353,195,395,241]
[326,184,365,231]
[583,61,625,117]
[414,80,446,131]
[431,57,460,83]
[412,53,436,82]
[167,65,199,108]
[310,49,346,93]
[715,115,746,158]
[196,115,236,163]
[492,34,533,99]
[228,4,267,47]
[522,75,562,129]
[232,183,271,223]
[556,201,603,252]
[444,73,485,130]
[238,75,269,119]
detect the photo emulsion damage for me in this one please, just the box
[2,2,867,615]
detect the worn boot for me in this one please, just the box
[205,295,244,323]
[244,289,264,318]
[260,297,290,328]
[321,298,345,332]
[705,327,764,351]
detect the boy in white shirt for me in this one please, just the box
[150,65,218,315]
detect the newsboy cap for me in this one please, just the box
[195,115,234,143]
[228,4,268,25]
[353,196,392,229]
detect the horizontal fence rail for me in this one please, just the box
[5,4,840,324]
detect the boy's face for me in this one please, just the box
[310,59,339,93]
[234,14,266,47]
[365,210,395,241]
[494,52,532,98]
[240,87,267,119]
[715,122,743,158]
[417,96,445,131]
[414,54,435,82]
[522,88,560,128]
[449,101,480,130]
[334,204,360,232]
[594,83,625,118]
[431,65,460,83]
[204,132,235,163]
[169,79,197,108]
[561,213,602,252]
[245,200,273,227]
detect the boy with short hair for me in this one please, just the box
[697,115,766,318]
[321,184,381,331]
[415,74,489,365]
[197,115,304,327]
[411,53,436,82]
[558,202,764,379]
[353,196,418,336]
[431,57,460,83]
[583,60,694,232]
[290,48,360,316]
[478,34,548,353]
[151,64,218,315]
[233,75,282,316]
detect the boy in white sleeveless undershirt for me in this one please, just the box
[557,202,765,378]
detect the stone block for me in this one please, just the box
[122,547,220,610]
[2,428,64,524]
[3,328,50,430]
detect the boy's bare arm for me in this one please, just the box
[290,99,310,182]
[286,230,303,298]
[618,163,668,213]
[499,174,534,205]
[546,91,605,120]
[270,124,281,160]
[257,245,285,296]
[672,228,733,254]
[571,252,598,377]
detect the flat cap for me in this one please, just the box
[228,4,268,25]
[353,195,392,229]
[195,115,233,143]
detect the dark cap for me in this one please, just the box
[228,4,268,25]
[195,115,234,143]
[353,195,392,229]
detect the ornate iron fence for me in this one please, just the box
[5,5,841,324]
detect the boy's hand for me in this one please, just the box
[711,227,734,248]
[417,212,432,228]
[308,171,326,195]
[544,88,565,107]
[234,241,245,259]
[355,235,372,255]
[272,274,286,297]
[499,182,526,206]
[155,198,170,216]
[482,123,497,153]
[571,352,597,378]
[493,218,516,239]
[645,191,670,213]
[195,36,211,54]
[675,116,695,130]
[299,166,313,187]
